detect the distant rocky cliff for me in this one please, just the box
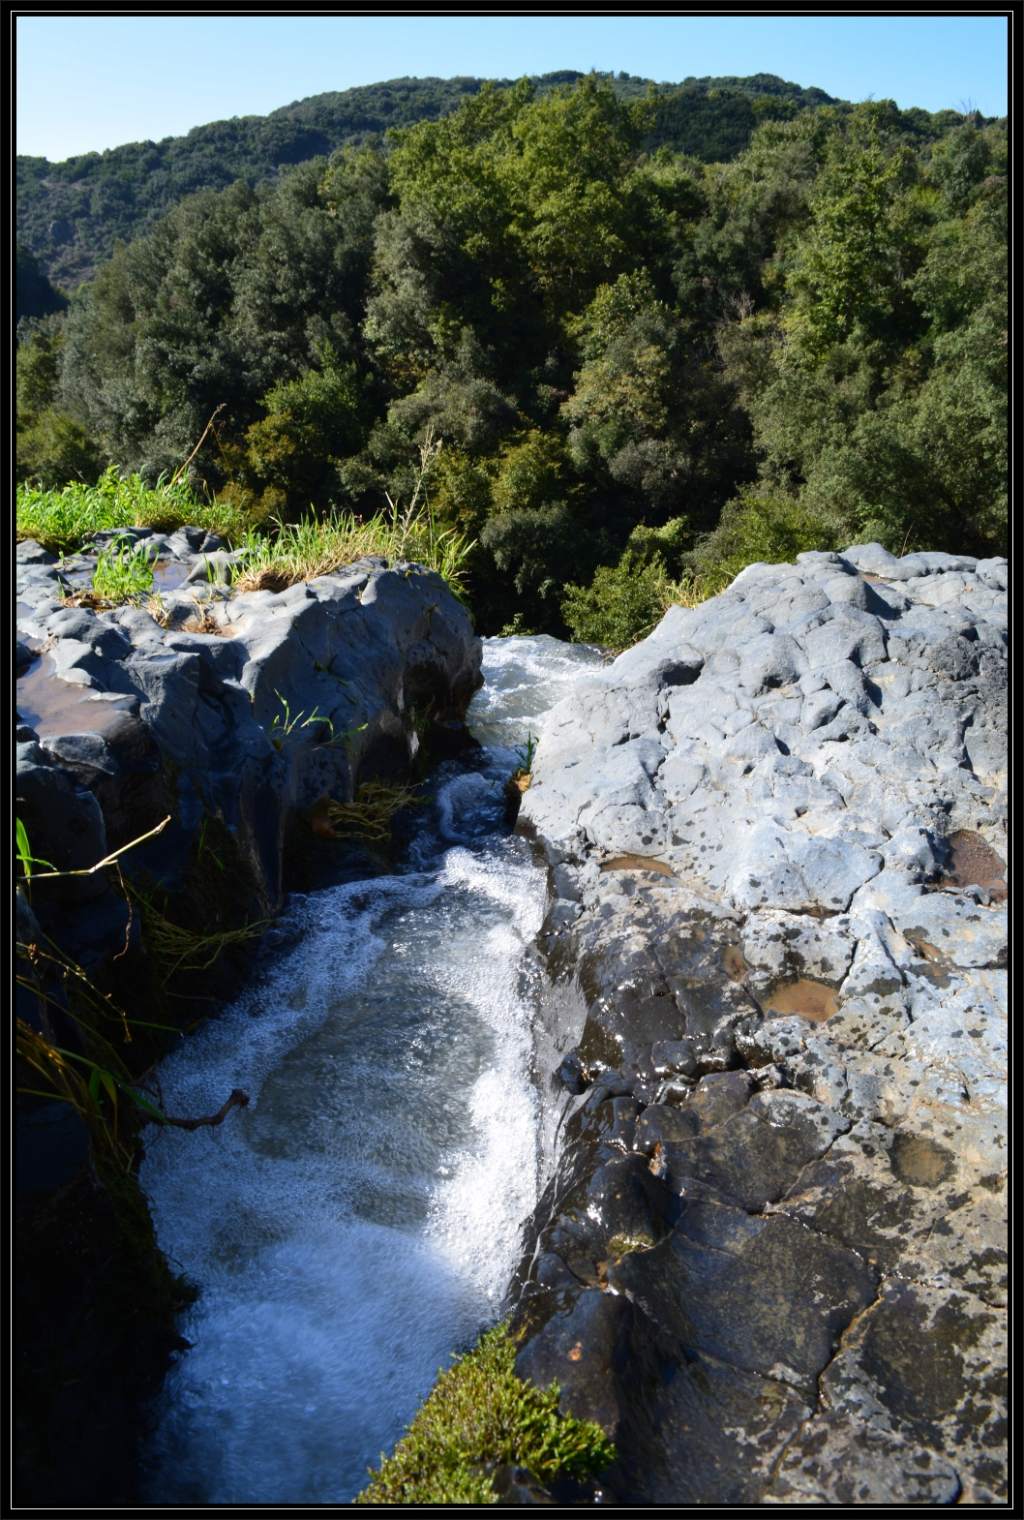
[513,546,1007,1505]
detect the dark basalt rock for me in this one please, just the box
[514,545,1007,1504]
[16,532,482,986]
[14,531,483,1506]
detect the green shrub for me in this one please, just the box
[355,1322,614,1505]
[686,489,841,584]
[16,408,105,489]
[562,556,670,651]
[561,517,692,650]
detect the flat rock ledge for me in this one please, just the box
[513,546,1007,1506]
[16,527,481,984]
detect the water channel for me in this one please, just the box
[139,635,604,1504]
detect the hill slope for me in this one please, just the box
[18,70,844,288]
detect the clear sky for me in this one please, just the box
[15,11,1010,163]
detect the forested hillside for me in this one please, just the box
[17,76,1006,640]
[17,70,848,289]
[15,245,68,321]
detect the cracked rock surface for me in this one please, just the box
[513,546,1006,1505]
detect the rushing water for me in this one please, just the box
[139,635,604,1504]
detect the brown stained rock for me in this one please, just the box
[889,1130,955,1188]
[938,829,1008,901]
[763,977,839,1022]
[16,653,137,739]
[599,853,676,877]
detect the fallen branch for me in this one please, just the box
[27,815,172,880]
[170,404,226,487]
[161,1087,250,1131]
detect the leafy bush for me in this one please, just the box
[16,408,105,490]
[479,501,584,631]
[686,489,840,584]
[561,517,692,650]
[355,1322,614,1505]
[562,555,670,650]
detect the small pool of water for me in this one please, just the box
[16,655,137,739]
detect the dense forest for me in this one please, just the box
[17,74,1007,641]
[17,71,845,290]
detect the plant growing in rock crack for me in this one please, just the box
[15,814,249,1178]
[355,1321,615,1505]
[509,733,537,793]
[89,537,158,605]
[267,689,368,753]
[268,690,337,748]
[145,593,173,628]
[195,816,226,873]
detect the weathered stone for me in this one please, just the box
[16,530,482,997]
[515,546,1007,1502]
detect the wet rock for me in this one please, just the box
[488,1464,555,1504]
[16,530,481,1012]
[516,546,1007,1502]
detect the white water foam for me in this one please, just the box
[140,635,603,1503]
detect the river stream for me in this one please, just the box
[139,635,603,1504]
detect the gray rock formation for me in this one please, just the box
[514,547,1007,1504]
[16,530,480,982]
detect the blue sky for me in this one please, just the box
[16,12,1010,162]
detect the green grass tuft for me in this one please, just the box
[355,1322,615,1505]
[16,465,256,556]
[231,505,474,600]
[89,539,158,605]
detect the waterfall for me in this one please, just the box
[139,635,604,1504]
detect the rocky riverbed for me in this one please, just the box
[15,533,1008,1505]
[15,528,481,1504]
[511,545,1007,1504]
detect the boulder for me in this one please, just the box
[16,529,481,987]
[514,546,1007,1503]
